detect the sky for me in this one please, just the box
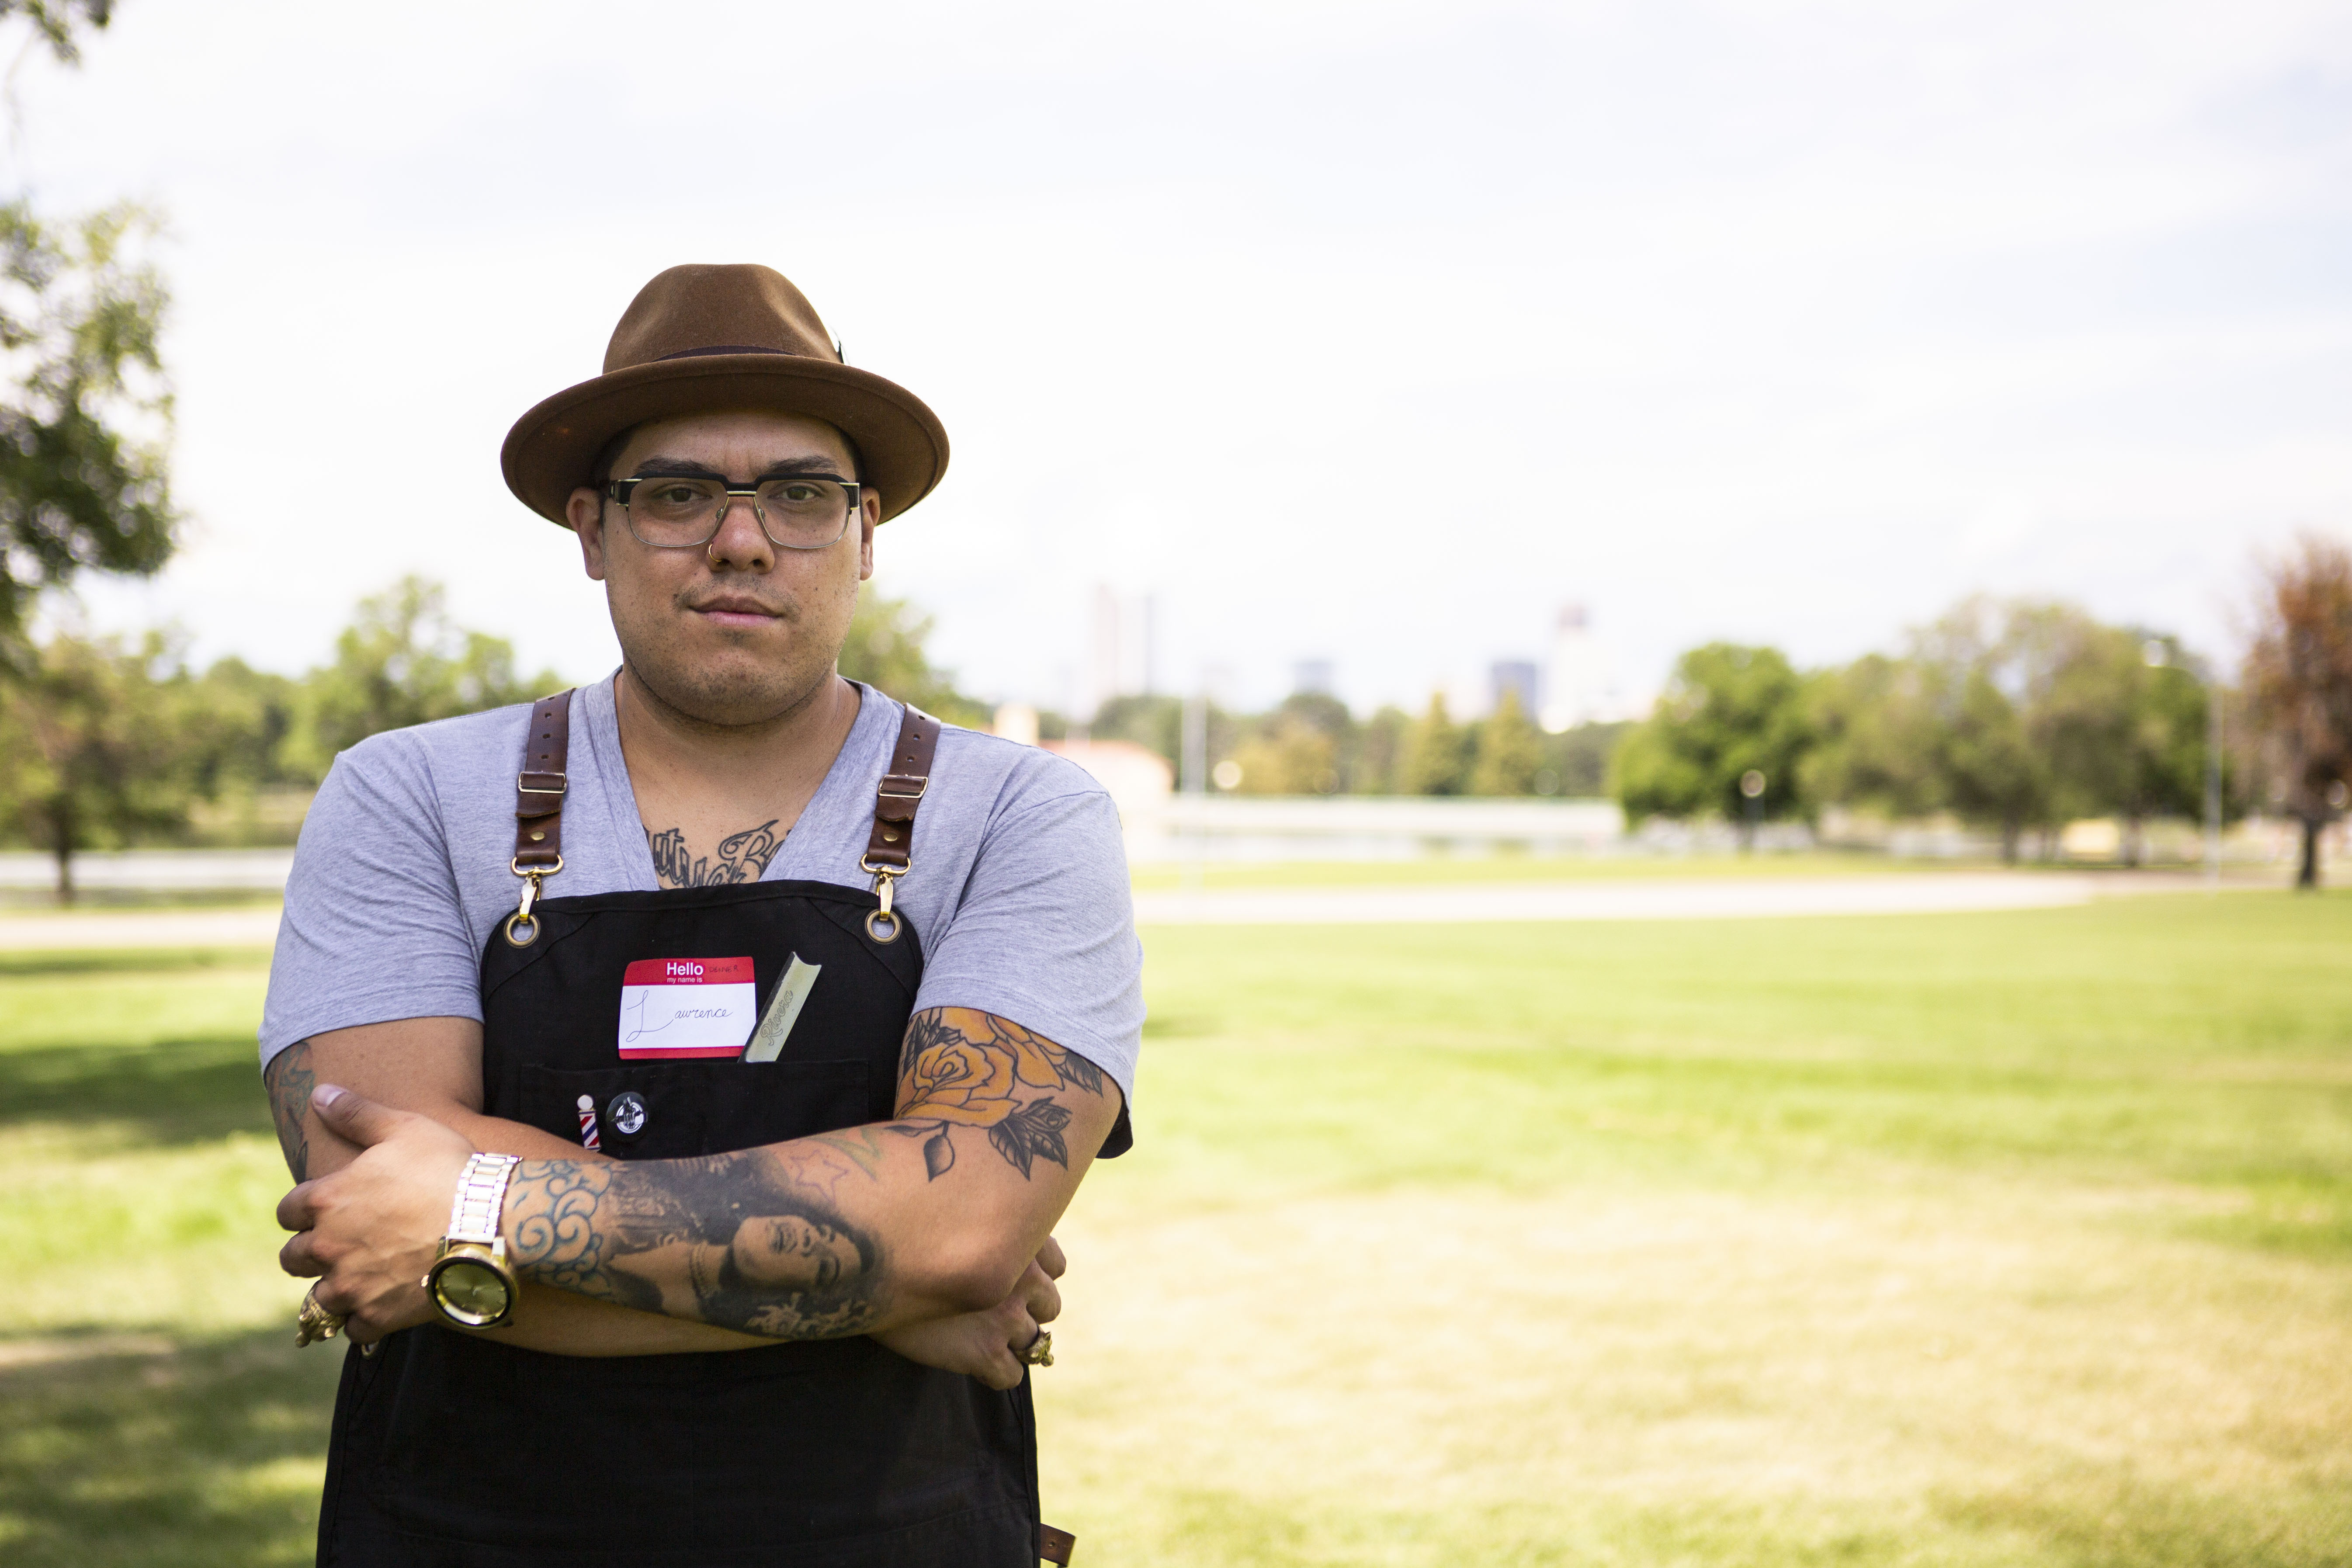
[14,0,2352,716]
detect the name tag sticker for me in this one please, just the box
[618,957,757,1059]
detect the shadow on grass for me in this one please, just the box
[0,1033,268,1147]
[0,1327,343,1568]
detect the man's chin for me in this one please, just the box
[624,656,835,730]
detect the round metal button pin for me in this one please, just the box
[607,1091,648,1138]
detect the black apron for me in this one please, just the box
[316,693,1056,1567]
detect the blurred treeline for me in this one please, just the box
[1612,597,2225,864]
[1079,690,1625,800]
[1086,587,2322,870]
[0,577,975,898]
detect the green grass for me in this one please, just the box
[3,894,2349,1564]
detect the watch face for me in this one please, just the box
[433,1256,514,1326]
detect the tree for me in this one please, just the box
[0,0,178,654]
[1540,720,1631,798]
[1399,693,1470,795]
[1613,643,1810,830]
[1354,704,1410,794]
[836,586,989,729]
[1904,600,2057,862]
[0,628,195,900]
[1229,715,1339,794]
[1799,653,1940,821]
[281,578,561,782]
[1470,688,1543,796]
[2243,534,2352,889]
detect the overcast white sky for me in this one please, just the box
[18,0,2352,714]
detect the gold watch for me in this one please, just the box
[422,1152,522,1329]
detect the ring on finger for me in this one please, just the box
[295,1284,347,1349]
[1020,1326,1054,1368]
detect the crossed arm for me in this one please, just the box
[268,1007,1120,1383]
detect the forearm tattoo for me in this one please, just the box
[500,1011,1109,1335]
[262,1041,316,1181]
[504,1150,885,1340]
[648,819,782,888]
[892,1007,1106,1181]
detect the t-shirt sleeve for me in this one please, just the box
[258,736,483,1068]
[912,784,1144,1155]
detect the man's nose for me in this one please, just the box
[706,493,774,570]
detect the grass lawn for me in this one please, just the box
[2,896,2349,1564]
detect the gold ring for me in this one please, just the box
[295,1284,347,1348]
[1020,1327,1054,1368]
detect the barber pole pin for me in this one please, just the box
[576,1094,600,1151]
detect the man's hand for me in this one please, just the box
[277,1084,475,1343]
[873,1237,1065,1390]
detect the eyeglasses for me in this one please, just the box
[604,473,861,552]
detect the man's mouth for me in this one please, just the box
[689,595,784,630]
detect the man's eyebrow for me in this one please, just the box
[624,454,850,481]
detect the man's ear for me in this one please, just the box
[567,489,608,581]
[857,492,879,582]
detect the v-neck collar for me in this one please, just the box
[581,673,889,892]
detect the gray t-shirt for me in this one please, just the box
[259,677,1144,1111]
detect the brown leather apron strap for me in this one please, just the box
[1036,1522,1077,1565]
[504,690,574,947]
[859,702,940,944]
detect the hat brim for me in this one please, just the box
[500,354,949,527]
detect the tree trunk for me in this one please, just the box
[2000,820,2020,865]
[2298,814,2323,890]
[52,843,74,906]
[2123,814,2144,869]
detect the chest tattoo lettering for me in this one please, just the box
[648,819,783,889]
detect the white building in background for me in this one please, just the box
[1540,603,1632,732]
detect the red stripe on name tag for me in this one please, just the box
[621,956,754,986]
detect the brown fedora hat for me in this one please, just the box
[501,263,948,527]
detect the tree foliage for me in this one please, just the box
[0,628,195,899]
[280,577,559,783]
[836,587,989,729]
[1613,644,1809,824]
[2242,533,2352,888]
[1470,688,1543,796]
[1399,693,1470,796]
[0,2,179,656]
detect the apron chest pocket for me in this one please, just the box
[520,1059,871,1159]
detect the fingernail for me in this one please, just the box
[314,1084,345,1110]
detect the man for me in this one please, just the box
[262,263,1139,1567]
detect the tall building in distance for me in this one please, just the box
[1488,659,1539,717]
[1540,603,1627,732]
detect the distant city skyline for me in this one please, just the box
[19,1,2351,715]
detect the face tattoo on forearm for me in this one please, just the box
[502,1149,887,1341]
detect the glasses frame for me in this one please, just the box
[604,472,864,552]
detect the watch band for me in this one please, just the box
[446,1153,521,1246]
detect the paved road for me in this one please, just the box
[0,908,285,951]
[0,872,2231,951]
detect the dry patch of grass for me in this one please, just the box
[1045,1183,2352,1564]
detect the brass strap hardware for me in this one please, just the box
[863,862,903,944]
[506,691,575,947]
[859,704,940,945]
